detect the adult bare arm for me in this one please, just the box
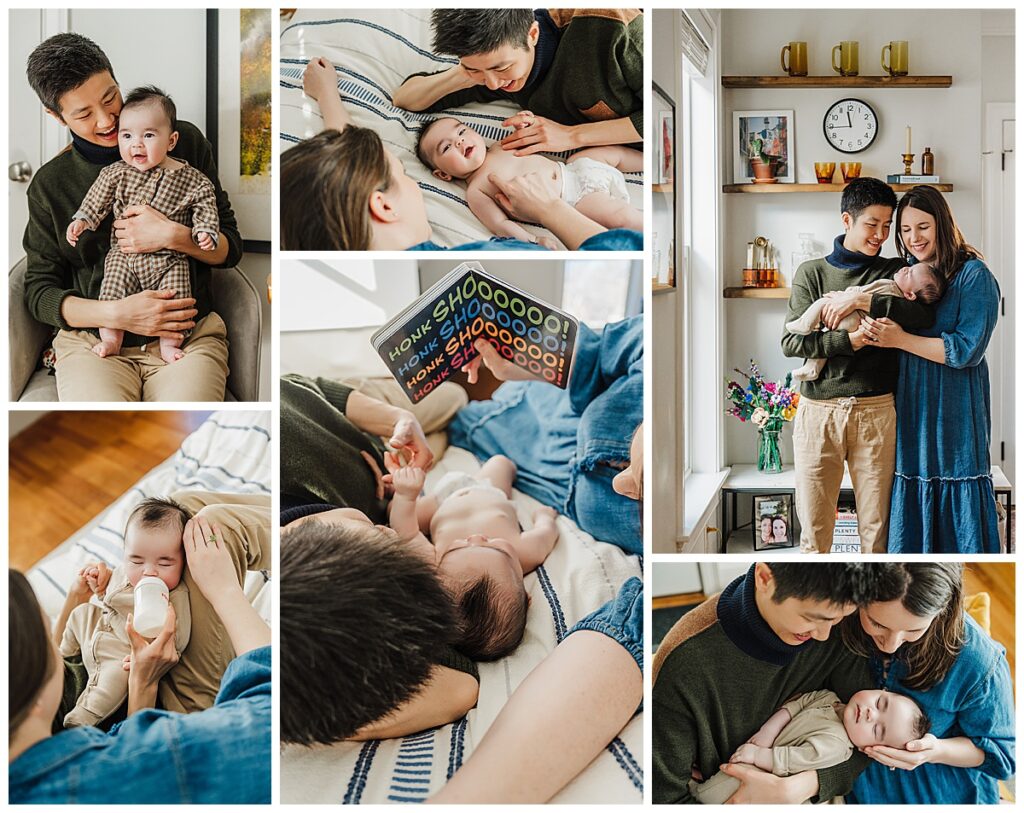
[393,66,479,111]
[345,390,434,470]
[500,114,641,156]
[60,290,198,339]
[718,763,819,804]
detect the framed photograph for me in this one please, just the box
[733,109,795,184]
[752,493,796,550]
[658,111,674,185]
[206,8,272,250]
[652,82,677,293]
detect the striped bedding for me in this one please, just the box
[279,9,643,248]
[28,411,272,625]
[281,446,643,804]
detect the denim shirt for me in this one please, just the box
[449,315,642,553]
[10,646,271,804]
[408,228,643,252]
[849,616,1015,804]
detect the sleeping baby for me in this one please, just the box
[691,688,930,804]
[415,115,642,247]
[59,498,192,727]
[387,454,559,660]
[785,261,946,381]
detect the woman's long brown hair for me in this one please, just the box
[9,570,55,737]
[895,185,982,281]
[280,127,392,251]
[841,563,965,691]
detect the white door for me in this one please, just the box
[8,10,67,269]
[982,102,1014,488]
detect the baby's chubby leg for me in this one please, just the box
[574,192,643,232]
[159,334,185,364]
[478,454,517,498]
[785,297,829,335]
[92,327,124,358]
[568,145,643,174]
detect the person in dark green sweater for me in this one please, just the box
[22,33,243,401]
[653,563,876,804]
[781,178,933,553]
[393,9,643,155]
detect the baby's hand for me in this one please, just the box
[387,453,426,499]
[729,743,760,766]
[84,562,112,597]
[196,232,215,251]
[537,235,560,251]
[66,219,88,246]
[303,56,338,102]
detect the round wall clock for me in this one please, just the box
[823,98,878,154]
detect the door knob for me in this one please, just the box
[9,161,33,182]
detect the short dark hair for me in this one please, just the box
[910,262,947,304]
[840,177,897,222]
[414,117,453,170]
[122,85,177,131]
[451,575,529,661]
[125,497,192,536]
[26,32,117,118]
[912,705,932,740]
[766,564,875,606]
[431,10,536,58]
[280,520,459,744]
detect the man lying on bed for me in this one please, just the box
[394,9,643,157]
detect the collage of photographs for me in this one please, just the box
[3,4,1017,807]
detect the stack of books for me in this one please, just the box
[830,504,860,553]
[886,174,941,184]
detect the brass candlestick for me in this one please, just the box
[902,153,915,176]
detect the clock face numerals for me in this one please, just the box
[823,98,878,154]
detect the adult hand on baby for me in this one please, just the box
[70,564,102,603]
[384,452,426,499]
[729,742,760,765]
[861,315,905,349]
[460,338,540,385]
[81,562,112,597]
[848,324,871,352]
[303,56,338,102]
[183,516,239,600]
[487,172,561,224]
[717,763,796,804]
[113,290,197,340]
[389,411,433,471]
[820,290,862,329]
[863,733,938,771]
[66,219,88,247]
[500,112,577,155]
[114,204,177,254]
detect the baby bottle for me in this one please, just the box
[133,576,170,638]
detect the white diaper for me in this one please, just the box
[560,157,631,206]
[431,471,507,504]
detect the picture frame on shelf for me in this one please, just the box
[752,493,796,550]
[658,111,674,185]
[733,109,795,184]
[652,82,677,293]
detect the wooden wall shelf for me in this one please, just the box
[723,182,953,194]
[652,183,674,193]
[724,287,791,299]
[722,75,952,89]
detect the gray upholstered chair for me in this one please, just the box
[9,258,263,401]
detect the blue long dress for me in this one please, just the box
[848,616,1015,804]
[888,259,1001,552]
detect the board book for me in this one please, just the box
[371,262,578,404]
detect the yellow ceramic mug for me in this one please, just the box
[780,41,808,76]
[881,40,909,76]
[832,41,859,76]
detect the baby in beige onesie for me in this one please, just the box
[691,688,929,804]
[60,498,193,727]
[785,261,946,382]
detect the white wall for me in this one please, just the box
[721,9,993,464]
[981,11,1015,105]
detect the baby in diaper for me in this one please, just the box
[386,453,559,660]
[691,688,930,804]
[416,115,642,247]
[59,498,193,727]
[785,261,946,382]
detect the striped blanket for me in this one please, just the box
[279,9,643,248]
[281,446,643,804]
[28,411,272,624]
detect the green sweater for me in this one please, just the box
[23,121,243,347]
[411,9,643,142]
[781,256,934,400]
[653,585,871,804]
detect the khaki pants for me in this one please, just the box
[792,394,896,554]
[159,490,271,714]
[53,312,229,402]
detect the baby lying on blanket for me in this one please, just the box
[59,498,192,727]
[416,115,642,247]
[691,688,929,804]
[387,454,559,660]
[785,262,946,382]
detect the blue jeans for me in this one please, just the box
[568,577,643,671]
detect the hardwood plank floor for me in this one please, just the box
[9,411,211,571]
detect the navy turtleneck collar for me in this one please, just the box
[718,565,816,667]
[520,9,561,92]
[826,234,878,272]
[71,131,120,166]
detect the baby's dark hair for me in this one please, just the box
[26,32,116,117]
[841,177,897,221]
[122,85,177,131]
[414,117,456,170]
[126,497,192,536]
[910,262,947,304]
[911,705,932,741]
[451,575,529,661]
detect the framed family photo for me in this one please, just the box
[733,109,795,184]
[753,493,796,550]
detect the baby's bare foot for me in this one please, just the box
[91,340,120,358]
[160,345,185,363]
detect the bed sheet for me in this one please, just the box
[279,9,643,248]
[281,446,643,804]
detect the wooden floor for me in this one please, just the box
[964,562,1015,684]
[9,411,210,571]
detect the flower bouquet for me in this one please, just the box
[725,360,800,473]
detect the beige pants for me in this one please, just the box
[792,394,896,554]
[158,490,271,714]
[53,312,229,402]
